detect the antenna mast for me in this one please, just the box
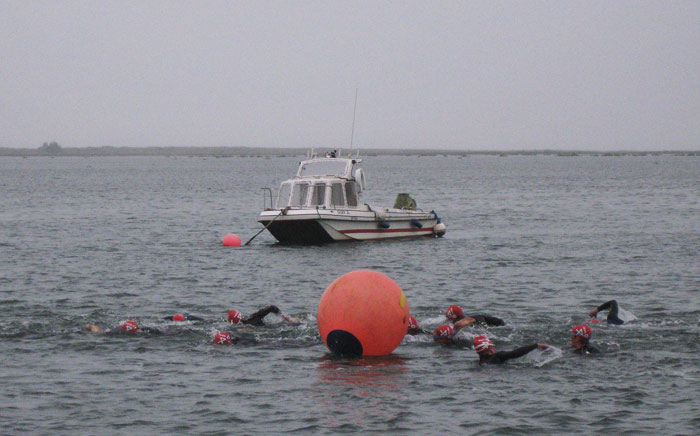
[349,88,358,151]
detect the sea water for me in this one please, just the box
[1,154,698,435]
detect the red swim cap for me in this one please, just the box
[408,316,419,330]
[572,324,592,339]
[172,314,186,321]
[213,331,233,345]
[446,305,464,322]
[473,336,495,354]
[433,325,455,343]
[121,320,139,333]
[228,310,244,324]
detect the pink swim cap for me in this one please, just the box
[228,310,244,324]
[473,336,495,354]
[121,320,139,333]
[213,331,233,345]
[446,305,464,322]
[433,325,455,343]
[572,324,592,339]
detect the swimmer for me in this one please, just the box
[473,335,550,365]
[84,320,162,335]
[228,305,300,326]
[162,313,204,322]
[432,324,472,348]
[407,316,430,335]
[571,324,600,355]
[445,305,505,331]
[212,331,258,345]
[588,300,624,325]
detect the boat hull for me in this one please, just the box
[258,209,438,244]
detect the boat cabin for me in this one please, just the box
[275,157,366,209]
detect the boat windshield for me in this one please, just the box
[298,160,349,177]
[289,182,310,207]
[276,182,292,208]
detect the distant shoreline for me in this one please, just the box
[0,146,698,157]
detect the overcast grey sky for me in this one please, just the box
[1,1,698,150]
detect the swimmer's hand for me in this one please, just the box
[283,315,301,324]
[588,308,599,318]
[537,343,551,352]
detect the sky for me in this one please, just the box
[1,1,699,151]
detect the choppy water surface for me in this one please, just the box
[1,154,699,435]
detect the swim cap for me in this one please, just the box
[572,324,592,339]
[473,336,495,354]
[172,314,186,321]
[121,320,139,333]
[408,316,419,330]
[213,331,233,345]
[446,305,464,322]
[228,310,244,324]
[433,325,455,343]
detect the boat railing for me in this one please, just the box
[262,188,274,210]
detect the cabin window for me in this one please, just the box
[276,182,292,208]
[331,183,344,206]
[290,182,309,207]
[310,183,327,207]
[345,182,358,207]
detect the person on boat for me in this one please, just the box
[406,315,430,335]
[445,305,505,331]
[473,336,550,365]
[570,324,600,355]
[162,313,205,322]
[228,305,300,326]
[432,325,472,348]
[588,300,625,325]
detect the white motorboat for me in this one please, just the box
[257,150,446,243]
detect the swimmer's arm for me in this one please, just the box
[185,315,205,321]
[497,343,538,361]
[590,300,618,317]
[244,305,280,325]
[453,317,476,331]
[483,315,506,326]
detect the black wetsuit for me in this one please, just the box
[243,305,280,326]
[478,343,538,364]
[596,300,624,325]
[162,314,204,321]
[573,344,600,355]
[469,314,506,327]
[407,327,429,336]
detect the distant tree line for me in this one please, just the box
[38,141,62,155]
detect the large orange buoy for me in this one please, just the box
[222,233,241,247]
[317,270,410,357]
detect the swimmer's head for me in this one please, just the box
[433,325,455,344]
[83,324,102,333]
[446,305,464,322]
[408,316,419,330]
[213,331,233,345]
[571,324,592,349]
[172,314,186,321]
[228,310,244,324]
[121,320,139,333]
[473,336,495,355]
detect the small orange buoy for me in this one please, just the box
[222,233,241,247]
[317,270,410,357]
